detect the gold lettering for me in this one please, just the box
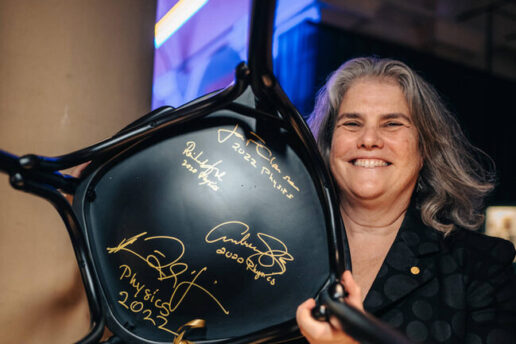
[283,175,300,192]
[108,233,229,318]
[217,124,244,143]
[130,273,145,297]
[119,264,132,280]
[183,141,196,156]
[217,125,300,200]
[108,233,147,254]
[167,267,229,315]
[243,137,271,161]
[182,141,226,191]
[198,160,226,181]
[269,157,281,173]
[205,221,259,252]
[205,221,294,285]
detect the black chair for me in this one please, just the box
[0,1,413,343]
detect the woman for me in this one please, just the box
[296,57,516,343]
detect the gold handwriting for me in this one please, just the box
[181,159,197,173]
[231,142,257,168]
[282,175,300,192]
[261,167,294,199]
[117,289,177,335]
[217,124,300,199]
[107,232,229,316]
[217,124,272,161]
[205,221,294,285]
[182,141,226,191]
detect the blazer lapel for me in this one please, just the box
[363,207,441,315]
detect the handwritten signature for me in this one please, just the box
[217,124,301,199]
[205,221,294,281]
[217,124,275,167]
[182,141,226,191]
[107,232,229,315]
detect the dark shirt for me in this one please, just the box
[292,207,516,343]
[362,207,516,343]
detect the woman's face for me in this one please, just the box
[330,78,422,206]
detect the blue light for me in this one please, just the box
[154,0,209,49]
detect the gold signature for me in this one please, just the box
[217,124,275,165]
[260,167,294,199]
[205,221,294,281]
[107,232,229,315]
[182,141,226,191]
[217,124,301,199]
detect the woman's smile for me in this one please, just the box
[350,158,390,168]
[330,78,422,204]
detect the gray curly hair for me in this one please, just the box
[308,57,494,233]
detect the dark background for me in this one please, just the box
[276,21,516,207]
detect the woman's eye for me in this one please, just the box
[336,121,360,129]
[342,122,360,127]
[384,122,403,127]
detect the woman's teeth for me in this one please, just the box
[353,159,389,168]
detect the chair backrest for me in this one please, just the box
[72,85,342,343]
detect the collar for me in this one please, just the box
[363,206,442,315]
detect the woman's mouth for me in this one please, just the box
[351,159,390,168]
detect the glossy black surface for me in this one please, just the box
[73,91,333,342]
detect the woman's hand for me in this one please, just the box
[296,271,364,344]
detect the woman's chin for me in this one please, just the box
[347,187,387,202]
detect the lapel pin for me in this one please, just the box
[410,266,420,275]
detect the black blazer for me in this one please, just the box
[362,207,516,343]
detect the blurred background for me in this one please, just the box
[0,0,515,342]
[153,0,516,246]
[153,0,516,207]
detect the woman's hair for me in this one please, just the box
[308,57,494,234]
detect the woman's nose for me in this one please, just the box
[357,126,383,149]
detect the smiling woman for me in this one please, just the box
[330,79,422,212]
[309,57,494,234]
[296,57,516,344]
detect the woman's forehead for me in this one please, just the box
[339,79,409,113]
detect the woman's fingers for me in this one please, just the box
[341,270,364,312]
[296,298,359,344]
[297,299,333,342]
[296,299,320,336]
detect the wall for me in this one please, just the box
[0,1,156,342]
